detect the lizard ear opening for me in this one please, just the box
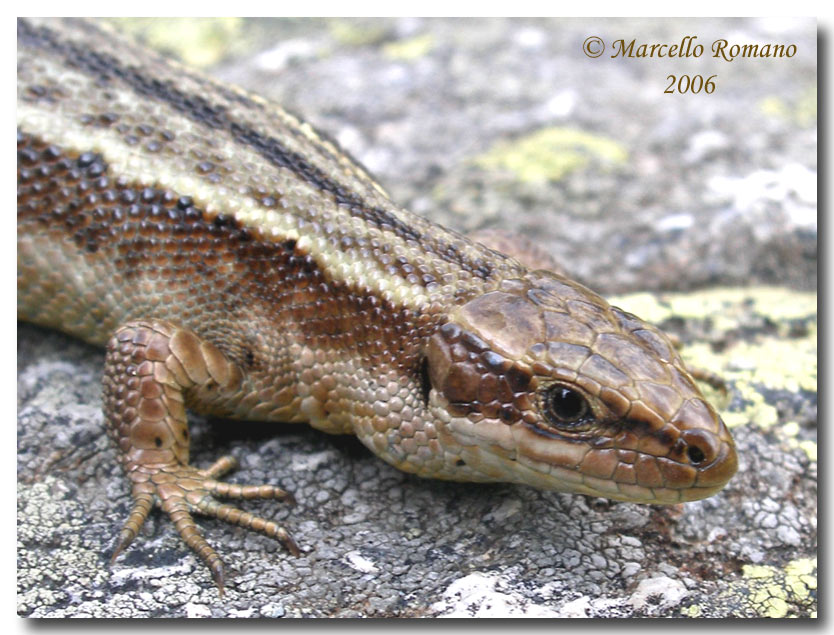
[424,325,481,409]
[418,356,432,407]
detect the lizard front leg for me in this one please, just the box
[102,319,298,594]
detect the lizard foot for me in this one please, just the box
[110,455,298,595]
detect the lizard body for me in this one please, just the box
[17,18,737,592]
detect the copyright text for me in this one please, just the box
[607,36,797,61]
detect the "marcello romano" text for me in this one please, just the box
[610,36,797,61]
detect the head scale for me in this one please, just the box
[425,270,737,503]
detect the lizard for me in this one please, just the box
[17,17,738,593]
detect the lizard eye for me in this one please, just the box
[543,384,592,429]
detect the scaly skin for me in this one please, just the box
[17,18,737,593]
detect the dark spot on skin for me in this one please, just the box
[213,213,233,227]
[442,363,481,404]
[524,420,588,442]
[154,437,162,447]
[448,402,477,417]
[461,331,489,353]
[481,351,506,374]
[655,429,674,447]
[504,365,532,394]
[77,152,97,167]
[439,322,462,340]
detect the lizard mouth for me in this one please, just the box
[439,399,738,505]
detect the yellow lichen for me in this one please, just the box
[383,33,435,60]
[758,96,791,122]
[795,86,817,128]
[475,127,627,183]
[723,558,818,617]
[785,558,817,595]
[778,422,817,462]
[743,564,776,579]
[681,604,702,617]
[328,20,389,47]
[797,440,817,462]
[758,87,817,129]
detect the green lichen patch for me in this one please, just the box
[474,127,628,183]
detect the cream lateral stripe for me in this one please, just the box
[24,17,407,243]
[16,102,441,311]
[19,22,521,302]
[27,17,383,208]
[44,21,519,275]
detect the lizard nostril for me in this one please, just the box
[681,428,719,466]
[686,445,706,465]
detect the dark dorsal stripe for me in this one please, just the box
[17,18,496,281]
[16,20,420,240]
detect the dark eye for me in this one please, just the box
[544,385,591,428]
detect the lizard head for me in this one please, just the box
[424,270,737,503]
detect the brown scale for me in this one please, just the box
[427,322,534,426]
[100,319,300,593]
[19,131,438,370]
